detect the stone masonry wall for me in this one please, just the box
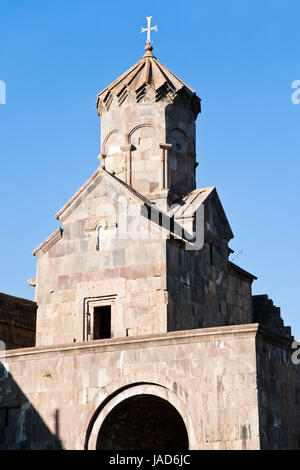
[100,91,196,203]
[35,172,168,346]
[256,329,300,449]
[166,198,253,331]
[0,293,36,350]
[253,295,292,338]
[0,324,261,450]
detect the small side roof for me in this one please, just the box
[32,228,62,256]
[229,261,257,281]
[169,187,234,240]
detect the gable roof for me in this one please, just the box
[33,167,233,256]
[34,168,155,256]
[54,167,157,222]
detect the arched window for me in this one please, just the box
[96,225,104,251]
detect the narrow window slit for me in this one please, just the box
[209,243,213,265]
[96,225,104,251]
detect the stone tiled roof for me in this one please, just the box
[96,45,201,115]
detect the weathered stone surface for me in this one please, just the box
[253,295,292,338]
[0,293,36,350]
[0,324,298,450]
[1,43,298,451]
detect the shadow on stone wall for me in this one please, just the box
[96,394,189,450]
[0,363,63,450]
[0,293,37,350]
[255,333,300,450]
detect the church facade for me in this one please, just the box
[0,41,299,450]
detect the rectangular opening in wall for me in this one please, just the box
[93,306,111,339]
[209,243,213,265]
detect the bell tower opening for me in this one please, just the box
[96,394,189,450]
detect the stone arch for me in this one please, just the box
[166,127,191,154]
[127,123,159,192]
[102,130,125,175]
[97,394,188,450]
[128,123,156,145]
[166,127,195,196]
[102,129,122,155]
[94,217,108,230]
[85,382,197,450]
[167,127,195,155]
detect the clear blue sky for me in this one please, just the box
[1,1,299,338]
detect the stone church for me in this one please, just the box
[0,36,299,450]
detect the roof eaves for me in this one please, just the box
[229,261,258,281]
[32,228,62,257]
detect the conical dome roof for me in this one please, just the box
[96,45,201,118]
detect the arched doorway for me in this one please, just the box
[96,394,189,450]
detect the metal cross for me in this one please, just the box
[141,16,158,44]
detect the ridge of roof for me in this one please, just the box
[101,169,154,207]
